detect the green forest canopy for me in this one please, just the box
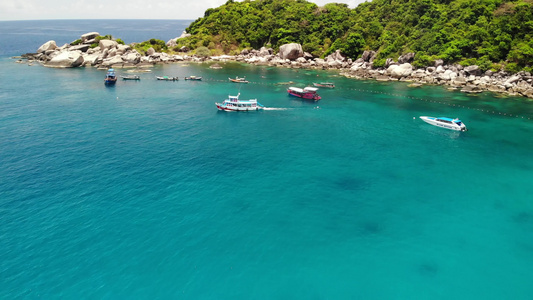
[172,0,533,72]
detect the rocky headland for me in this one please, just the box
[17,32,533,99]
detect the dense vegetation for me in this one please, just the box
[132,38,168,54]
[174,0,533,72]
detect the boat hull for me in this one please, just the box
[228,78,249,83]
[156,76,178,81]
[287,91,321,101]
[216,103,263,111]
[312,82,335,88]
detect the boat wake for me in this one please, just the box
[263,107,290,111]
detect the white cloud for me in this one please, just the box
[0,0,369,20]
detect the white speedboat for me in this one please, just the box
[216,93,264,111]
[420,116,467,131]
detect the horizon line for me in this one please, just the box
[0,18,196,22]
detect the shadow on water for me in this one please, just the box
[358,221,383,235]
[417,261,439,277]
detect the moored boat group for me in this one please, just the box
[105,68,203,83]
[103,68,469,130]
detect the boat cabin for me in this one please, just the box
[436,117,463,126]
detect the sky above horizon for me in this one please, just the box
[0,0,368,21]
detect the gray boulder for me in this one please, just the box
[464,65,482,76]
[361,50,376,62]
[99,40,118,51]
[388,63,413,78]
[398,52,415,64]
[69,44,90,52]
[279,43,303,60]
[166,38,178,47]
[81,32,99,43]
[146,47,156,56]
[434,59,444,67]
[451,76,467,86]
[259,47,272,56]
[177,31,191,39]
[101,56,124,67]
[45,51,84,68]
[122,52,141,64]
[81,53,100,66]
[166,32,191,47]
[327,49,345,62]
[505,75,521,85]
[37,40,57,53]
[385,58,396,68]
[117,44,131,54]
[438,70,457,81]
[328,60,342,68]
[108,48,117,57]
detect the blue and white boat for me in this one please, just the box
[216,93,264,111]
[420,116,467,131]
[104,68,117,85]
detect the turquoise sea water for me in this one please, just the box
[1,21,533,299]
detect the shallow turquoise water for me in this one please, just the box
[2,38,533,299]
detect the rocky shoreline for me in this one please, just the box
[16,32,533,99]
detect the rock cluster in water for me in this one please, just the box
[18,33,533,99]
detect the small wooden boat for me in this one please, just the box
[229,76,249,83]
[185,76,202,80]
[104,68,117,85]
[156,76,178,81]
[122,75,140,80]
[313,82,335,88]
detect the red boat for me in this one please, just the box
[287,86,321,101]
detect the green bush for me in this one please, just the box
[70,39,81,46]
[412,53,434,68]
[504,63,521,73]
[372,58,386,68]
[195,46,211,57]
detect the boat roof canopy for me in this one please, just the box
[289,87,319,93]
[288,87,304,93]
[304,87,319,92]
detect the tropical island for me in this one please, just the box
[18,0,533,98]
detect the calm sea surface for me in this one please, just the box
[1,20,533,299]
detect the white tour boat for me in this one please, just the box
[420,116,467,131]
[216,93,264,111]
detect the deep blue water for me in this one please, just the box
[1,20,533,299]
